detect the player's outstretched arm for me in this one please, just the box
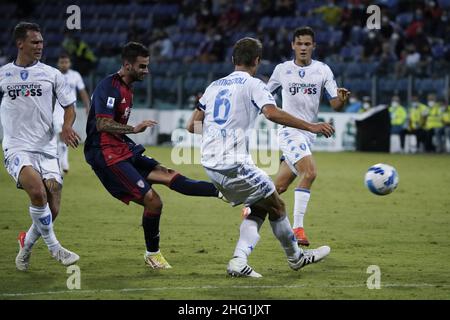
[187,109,205,134]
[329,88,351,111]
[61,104,81,148]
[262,104,335,138]
[96,117,157,134]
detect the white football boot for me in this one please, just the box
[288,245,331,271]
[51,246,80,266]
[227,257,262,278]
[15,231,32,271]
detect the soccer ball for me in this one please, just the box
[364,163,399,195]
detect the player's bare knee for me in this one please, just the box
[145,201,162,214]
[152,200,163,213]
[28,185,47,205]
[143,191,163,213]
[304,168,317,183]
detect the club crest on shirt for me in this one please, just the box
[299,70,305,78]
[137,180,145,188]
[20,70,28,80]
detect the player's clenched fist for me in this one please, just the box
[337,88,351,103]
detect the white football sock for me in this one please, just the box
[270,215,301,261]
[24,223,41,250]
[29,204,60,253]
[146,250,160,256]
[232,216,264,261]
[293,188,311,229]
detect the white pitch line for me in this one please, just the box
[1,283,449,297]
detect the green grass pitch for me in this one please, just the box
[0,146,449,300]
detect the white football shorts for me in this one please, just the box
[4,151,63,188]
[279,127,313,176]
[204,163,276,207]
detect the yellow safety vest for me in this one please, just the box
[389,104,407,126]
[425,104,444,130]
[75,41,97,63]
[409,103,428,130]
[442,106,450,126]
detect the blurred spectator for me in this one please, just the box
[363,31,382,61]
[361,96,372,112]
[424,93,445,152]
[345,93,362,113]
[275,0,296,16]
[396,44,421,77]
[443,102,450,153]
[412,27,431,58]
[376,41,398,75]
[314,0,343,26]
[389,95,408,152]
[405,45,421,71]
[407,95,429,153]
[149,30,174,62]
[196,1,215,33]
[434,10,449,39]
[423,0,443,35]
[256,0,274,16]
[62,31,97,77]
[405,9,424,39]
[197,28,225,63]
[379,15,395,40]
[217,4,241,31]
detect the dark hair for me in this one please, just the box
[13,22,41,42]
[292,26,315,42]
[121,42,149,64]
[58,52,71,60]
[232,37,262,67]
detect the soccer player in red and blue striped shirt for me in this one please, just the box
[84,42,221,269]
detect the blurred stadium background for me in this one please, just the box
[1,0,449,108]
[1,1,450,300]
[2,0,450,153]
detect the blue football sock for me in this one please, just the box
[169,174,218,197]
[142,210,161,253]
